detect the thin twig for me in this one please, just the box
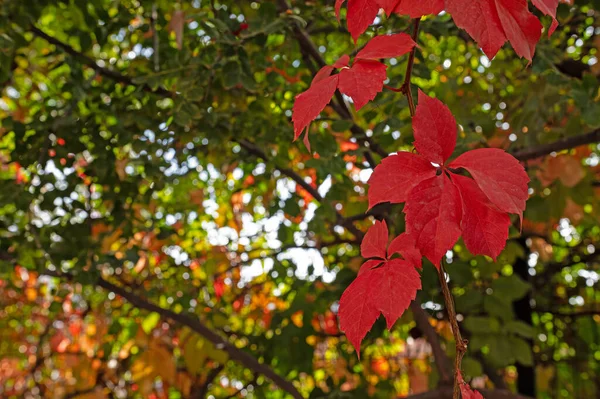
[437,262,467,399]
[402,18,421,117]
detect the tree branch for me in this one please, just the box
[193,364,224,399]
[513,128,600,161]
[29,25,173,98]
[41,270,302,399]
[402,18,421,116]
[94,277,303,398]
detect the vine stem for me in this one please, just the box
[438,261,468,399]
[403,18,421,117]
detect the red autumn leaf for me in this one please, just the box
[531,0,559,35]
[413,90,457,165]
[376,0,400,15]
[346,0,380,42]
[404,174,463,266]
[388,233,422,268]
[360,218,389,259]
[293,34,416,143]
[333,54,351,68]
[445,0,542,61]
[311,66,335,85]
[339,221,422,353]
[458,370,485,399]
[449,148,530,220]
[368,92,528,265]
[355,33,416,60]
[452,174,511,260]
[391,0,445,18]
[367,152,437,209]
[338,60,387,110]
[495,0,543,61]
[292,74,339,139]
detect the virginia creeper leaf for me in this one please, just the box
[458,370,485,399]
[360,219,388,259]
[413,90,457,165]
[338,60,387,110]
[388,233,422,268]
[347,0,380,42]
[377,0,400,15]
[292,74,339,139]
[452,174,511,260]
[311,66,335,85]
[404,174,463,267]
[338,259,421,353]
[531,0,559,35]
[367,152,437,209]
[494,0,542,61]
[339,223,423,354]
[372,259,422,329]
[333,54,351,68]
[355,33,416,60]
[446,0,542,61]
[335,0,346,21]
[357,259,385,275]
[449,148,529,219]
[338,273,380,353]
[392,0,444,18]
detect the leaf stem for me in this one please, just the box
[403,18,421,117]
[437,261,468,399]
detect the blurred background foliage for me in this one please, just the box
[0,0,599,398]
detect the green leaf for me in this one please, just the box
[141,312,161,334]
[492,275,531,302]
[504,321,535,339]
[510,336,534,366]
[463,316,501,334]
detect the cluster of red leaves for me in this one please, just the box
[336,0,561,61]
[338,220,422,352]
[292,33,416,145]
[459,370,485,398]
[338,92,529,353]
[369,91,529,266]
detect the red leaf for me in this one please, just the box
[367,152,437,209]
[338,273,380,353]
[495,0,543,61]
[376,0,400,15]
[388,233,422,268]
[445,0,506,59]
[347,0,380,42]
[356,33,416,60]
[311,66,335,85]
[358,259,385,275]
[449,148,529,220]
[373,259,422,329]
[361,219,388,259]
[532,0,559,35]
[446,0,542,61]
[292,74,339,140]
[452,174,511,260]
[338,259,421,353]
[333,54,351,68]
[335,0,346,21]
[404,174,463,267]
[393,0,444,18]
[458,370,485,399]
[338,60,387,110]
[413,90,457,165]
